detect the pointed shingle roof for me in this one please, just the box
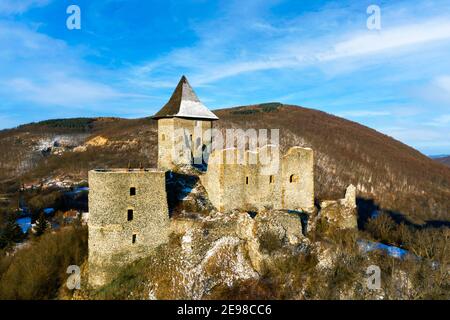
[152,76,219,120]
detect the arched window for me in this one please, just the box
[130,187,136,196]
[161,134,165,141]
[269,175,275,184]
[246,177,249,185]
[289,174,298,183]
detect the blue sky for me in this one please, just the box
[0,0,449,155]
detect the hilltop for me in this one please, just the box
[0,103,449,223]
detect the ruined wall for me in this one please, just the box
[201,146,314,213]
[157,118,213,170]
[88,169,169,288]
[201,148,252,212]
[250,145,282,211]
[157,118,175,170]
[281,147,314,211]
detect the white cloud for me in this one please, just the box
[417,75,450,107]
[0,0,50,15]
[435,76,450,93]
[426,114,450,127]
[376,120,450,154]
[3,77,147,107]
[0,21,149,110]
[379,126,449,144]
[132,14,450,87]
[319,20,450,61]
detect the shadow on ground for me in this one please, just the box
[356,197,450,230]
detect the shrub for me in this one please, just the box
[365,213,397,244]
[27,190,63,214]
[0,213,25,250]
[231,109,260,115]
[260,103,281,112]
[33,118,95,131]
[0,225,87,299]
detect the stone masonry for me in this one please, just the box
[200,145,314,213]
[88,169,169,287]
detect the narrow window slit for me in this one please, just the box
[128,209,134,221]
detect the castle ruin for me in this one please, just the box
[88,76,315,287]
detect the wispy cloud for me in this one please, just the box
[319,19,450,62]
[2,77,148,107]
[0,0,50,15]
[426,114,450,127]
[435,76,450,94]
[0,21,147,111]
[416,75,450,107]
[130,16,450,93]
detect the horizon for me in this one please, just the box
[1,0,450,154]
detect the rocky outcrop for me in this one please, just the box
[235,210,305,273]
[343,184,356,208]
[86,136,108,147]
[147,209,307,299]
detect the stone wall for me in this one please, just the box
[157,118,175,170]
[281,147,314,211]
[88,169,169,288]
[200,146,314,213]
[319,185,358,230]
[157,118,213,170]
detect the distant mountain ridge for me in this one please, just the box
[0,104,449,223]
[429,154,450,159]
[433,156,450,167]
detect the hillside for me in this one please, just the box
[0,104,449,222]
[434,156,450,167]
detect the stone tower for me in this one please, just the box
[88,169,169,288]
[152,76,219,170]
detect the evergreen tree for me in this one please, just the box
[0,214,25,249]
[34,213,48,237]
